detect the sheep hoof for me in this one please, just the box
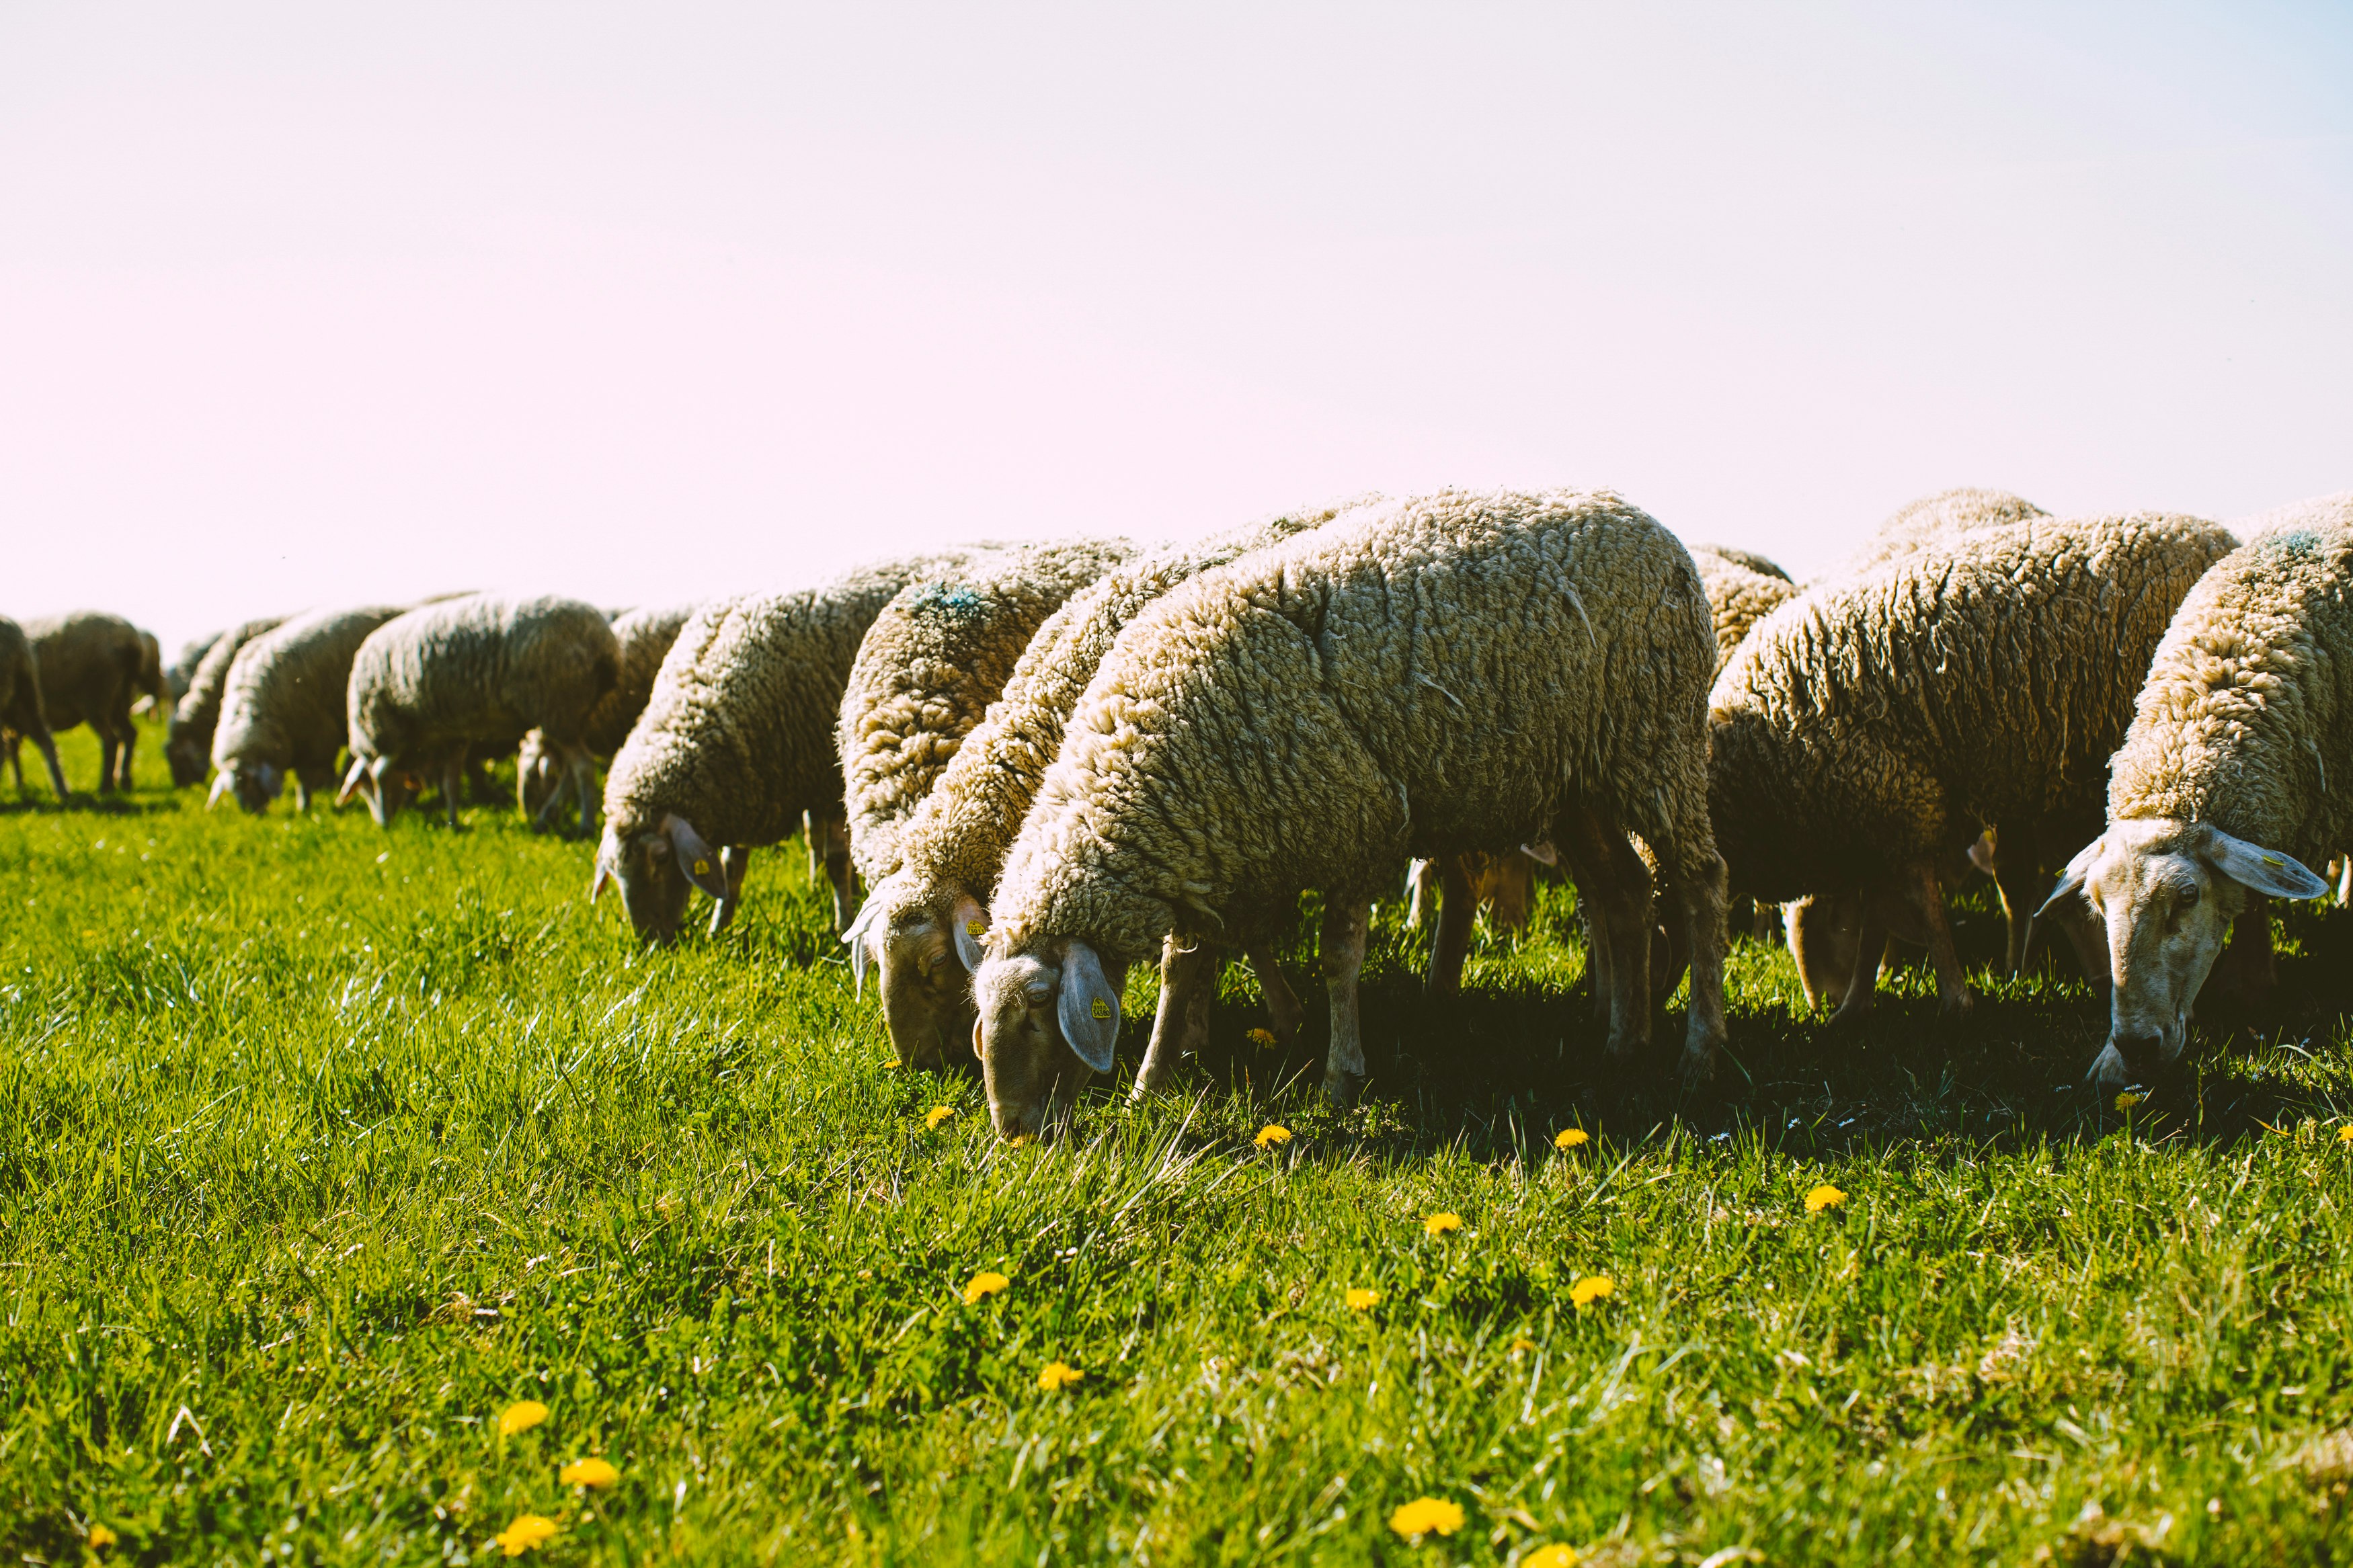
[1321,1068,1365,1108]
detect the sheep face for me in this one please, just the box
[165,725,210,788]
[848,879,992,1071]
[973,941,1127,1139]
[2047,819,2327,1089]
[516,732,563,817]
[594,813,729,945]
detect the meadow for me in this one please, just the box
[7,725,2353,1565]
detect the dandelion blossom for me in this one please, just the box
[1347,1287,1381,1311]
[1254,1124,1292,1149]
[87,1526,118,1551]
[498,1400,549,1436]
[1246,1028,1276,1048]
[1424,1212,1463,1237]
[1804,1184,1847,1214]
[962,1270,1010,1305]
[1509,1335,1536,1354]
[1554,1128,1589,1150]
[1038,1360,1084,1391]
[1388,1497,1466,1538]
[560,1456,620,1488]
[2338,1125,2353,1145]
[1570,1274,1614,1307]
[1524,1546,1581,1567]
[2114,1091,2143,1111]
[925,1105,955,1130]
[494,1515,559,1557]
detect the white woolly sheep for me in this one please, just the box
[166,617,286,787]
[341,594,620,833]
[1708,510,2237,1022]
[2042,507,2353,1090]
[209,606,407,814]
[592,548,995,945]
[842,503,1373,1073]
[0,616,71,800]
[22,612,145,793]
[969,489,1730,1139]
[518,604,699,822]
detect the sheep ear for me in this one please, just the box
[2037,836,2103,917]
[951,892,988,971]
[1057,940,1121,1073]
[1521,839,1559,867]
[842,898,881,996]
[662,813,730,899]
[2198,825,2329,901]
[335,757,368,806]
[590,842,616,903]
[206,773,231,810]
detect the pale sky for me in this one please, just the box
[5,3,2349,654]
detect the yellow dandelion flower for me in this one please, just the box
[1246,1027,1276,1048]
[494,1514,559,1556]
[1346,1287,1381,1311]
[962,1270,1010,1305]
[1554,1128,1589,1150]
[2338,1125,2353,1145]
[559,1456,620,1488]
[1037,1360,1084,1391]
[1423,1212,1463,1237]
[1524,1546,1581,1568]
[1254,1124,1292,1149]
[925,1105,955,1129]
[1388,1497,1466,1538]
[1804,1184,1847,1214]
[2114,1091,2143,1111]
[497,1399,549,1436]
[87,1525,118,1551]
[1570,1274,1614,1307]
[1508,1335,1536,1354]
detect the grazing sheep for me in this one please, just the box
[838,538,1142,891]
[166,617,288,786]
[166,630,223,704]
[23,612,145,792]
[593,548,995,944]
[844,502,1371,1072]
[1708,510,2237,1022]
[518,604,698,821]
[1691,545,1802,675]
[208,606,406,813]
[0,616,71,800]
[969,489,1729,1139]
[340,595,620,832]
[2042,510,2353,1090]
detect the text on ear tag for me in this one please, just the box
[1091,998,1112,1020]
[967,920,986,936]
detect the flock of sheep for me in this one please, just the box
[6,484,2350,1135]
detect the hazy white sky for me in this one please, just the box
[5,3,2348,653]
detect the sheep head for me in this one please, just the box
[971,937,1126,1140]
[2042,818,2325,1089]
[845,875,989,1072]
[592,812,728,945]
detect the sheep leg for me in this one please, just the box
[820,810,858,933]
[442,755,465,830]
[1318,893,1373,1104]
[1425,854,1477,999]
[1895,862,1972,1016]
[1827,895,1891,1023]
[1555,822,1616,1024]
[1490,852,1533,932]
[1657,837,1730,1089]
[1243,945,1306,1043]
[97,731,119,795]
[1559,807,1653,1063]
[2337,855,2352,908]
[709,845,751,935]
[803,810,823,879]
[114,723,137,790]
[569,746,600,837]
[1986,819,2050,977]
[34,735,70,802]
[1135,936,1219,1097]
[1403,858,1437,930]
[1786,894,1859,1012]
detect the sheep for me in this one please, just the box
[1690,545,1802,675]
[967,489,1730,1138]
[0,616,71,800]
[22,612,145,792]
[518,604,699,821]
[1833,487,2049,579]
[340,594,620,833]
[165,617,287,786]
[837,538,1142,891]
[1707,510,2237,1022]
[842,502,1373,1073]
[131,632,169,721]
[166,630,224,704]
[592,548,996,944]
[2041,509,2353,1090]
[208,606,407,813]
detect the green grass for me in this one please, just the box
[7,725,2353,1565]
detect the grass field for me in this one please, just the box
[8,725,2353,1565]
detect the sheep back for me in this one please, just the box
[22,612,143,734]
[348,595,619,768]
[990,489,1716,964]
[168,616,287,780]
[1692,545,1802,673]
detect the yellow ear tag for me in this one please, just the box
[2262,855,2282,866]
[1090,998,1112,1020]
[967,921,987,937]
[693,859,711,876]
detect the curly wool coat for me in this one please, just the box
[24,611,145,792]
[167,616,287,786]
[1691,545,1801,673]
[210,606,407,811]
